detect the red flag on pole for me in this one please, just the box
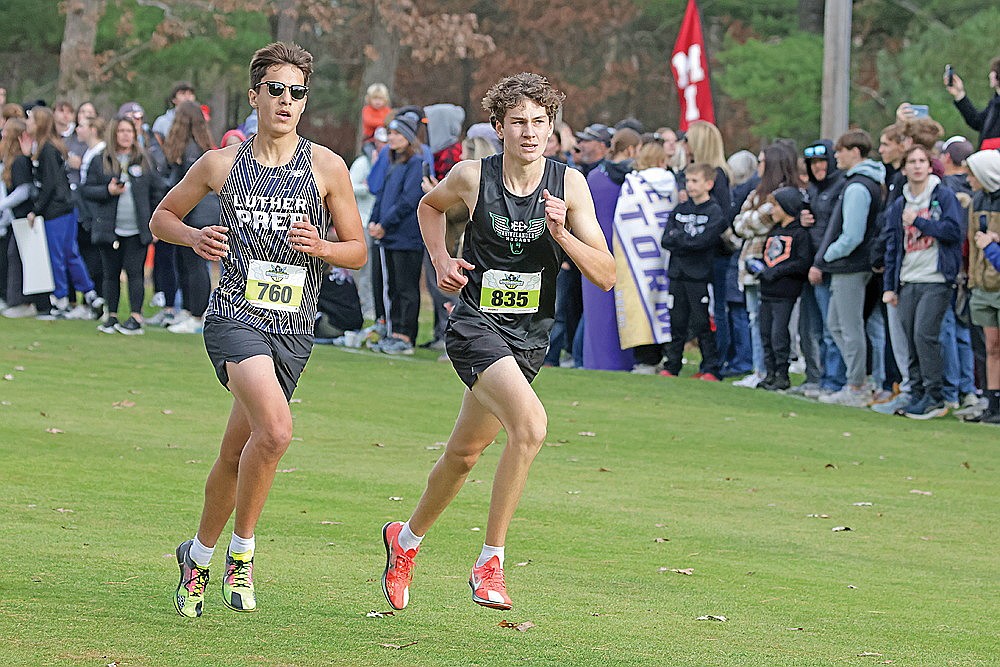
[671,0,715,130]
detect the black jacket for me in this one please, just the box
[804,139,846,252]
[661,197,727,282]
[759,217,812,300]
[32,143,74,220]
[81,152,165,246]
[168,140,220,229]
[955,92,1000,149]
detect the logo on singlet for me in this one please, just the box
[499,273,525,290]
[489,212,546,255]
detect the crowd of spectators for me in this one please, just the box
[4,55,1000,424]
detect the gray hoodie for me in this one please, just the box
[424,104,465,154]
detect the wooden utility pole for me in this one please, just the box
[821,0,852,139]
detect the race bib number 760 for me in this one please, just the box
[244,260,306,312]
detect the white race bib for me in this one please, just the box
[479,269,541,314]
[244,260,306,312]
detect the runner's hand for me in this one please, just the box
[542,188,568,241]
[436,256,475,293]
[289,218,322,256]
[193,225,229,261]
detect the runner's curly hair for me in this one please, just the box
[482,73,565,127]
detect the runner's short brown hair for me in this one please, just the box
[482,73,565,127]
[249,42,313,89]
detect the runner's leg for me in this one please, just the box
[224,355,295,539]
[408,388,502,536]
[468,356,547,547]
[196,398,253,547]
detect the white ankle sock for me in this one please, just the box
[190,535,214,567]
[230,532,255,555]
[398,522,423,552]
[476,544,504,568]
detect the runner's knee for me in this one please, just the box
[251,418,294,459]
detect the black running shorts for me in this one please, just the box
[203,316,313,402]
[445,313,547,389]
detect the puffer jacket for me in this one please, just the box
[967,188,1000,291]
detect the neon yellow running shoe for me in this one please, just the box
[222,550,256,612]
[174,540,210,618]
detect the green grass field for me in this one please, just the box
[1,317,998,666]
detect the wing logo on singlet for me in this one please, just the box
[265,265,291,282]
[490,212,546,255]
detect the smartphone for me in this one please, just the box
[909,104,929,118]
[980,214,990,233]
[945,64,955,87]
[422,162,431,179]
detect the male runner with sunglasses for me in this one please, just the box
[381,73,615,611]
[151,42,366,618]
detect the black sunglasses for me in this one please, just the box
[254,81,308,101]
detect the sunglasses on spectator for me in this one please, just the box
[804,145,828,158]
[254,81,309,100]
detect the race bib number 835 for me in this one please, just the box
[479,269,541,314]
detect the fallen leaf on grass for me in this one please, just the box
[498,619,535,632]
[781,412,797,418]
[852,502,873,506]
[185,460,202,464]
[598,467,612,472]
[112,400,135,409]
[470,527,480,531]
[371,442,385,448]
[655,523,667,528]
[910,489,932,496]
[570,401,580,407]
[320,521,343,525]
[825,463,838,469]
[961,461,971,469]
[842,432,852,437]
[544,441,563,447]
[669,568,694,575]
[366,610,395,618]
[290,436,303,442]
[653,537,670,543]
[289,398,302,404]
[857,652,882,657]
[696,615,727,622]
[388,496,403,501]
[379,641,417,649]
[277,468,298,473]
[806,514,831,519]
[566,490,580,495]
[54,508,74,513]
[832,526,852,532]
[161,409,174,415]
[46,428,64,434]
[848,585,858,589]
[786,627,804,631]
[577,431,596,437]
[426,445,442,450]
[3,374,14,381]
[515,560,532,567]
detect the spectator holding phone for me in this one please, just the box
[944,57,1000,150]
[963,149,1000,422]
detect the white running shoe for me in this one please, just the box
[732,372,765,388]
[168,316,204,334]
[818,386,872,408]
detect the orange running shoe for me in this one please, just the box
[381,521,418,610]
[469,555,512,610]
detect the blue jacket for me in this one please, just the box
[882,183,963,293]
[983,241,1000,273]
[370,153,427,251]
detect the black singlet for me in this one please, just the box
[451,154,566,350]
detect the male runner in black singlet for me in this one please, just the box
[150,42,366,618]
[381,73,615,611]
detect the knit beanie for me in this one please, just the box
[771,186,804,218]
[387,115,419,145]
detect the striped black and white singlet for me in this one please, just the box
[207,136,331,334]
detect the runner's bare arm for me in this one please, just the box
[151,148,235,261]
[298,147,366,270]
[419,159,480,292]
[549,168,616,291]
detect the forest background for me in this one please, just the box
[2,0,998,157]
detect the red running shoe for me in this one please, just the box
[381,522,418,610]
[658,370,676,377]
[469,555,512,610]
[699,373,721,382]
